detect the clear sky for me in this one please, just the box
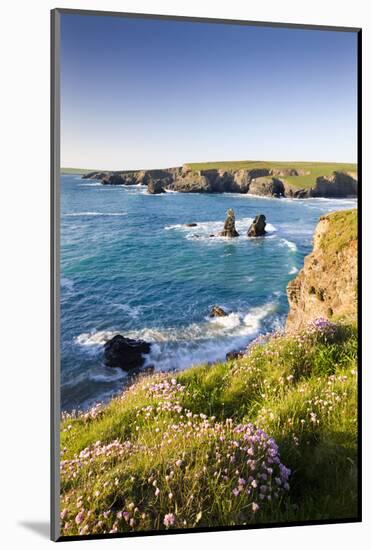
[60,14,358,170]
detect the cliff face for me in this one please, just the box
[286,210,358,332]
[82,165,358,199]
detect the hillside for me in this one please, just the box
[59,210,359,538]
[78,160,358,199]
[286,209,358,331]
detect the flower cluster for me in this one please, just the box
[306,317,338,342]
[60,378,290,536]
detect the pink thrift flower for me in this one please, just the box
[163,513,176,527]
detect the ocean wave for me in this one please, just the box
[74,302,279,372]
[65,211,127,217]
[279,238,298,252]
[289,266,299,275]
[75,330,118,346]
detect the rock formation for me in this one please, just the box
[104,335,151,371]
[147,178,165,194]
[210,305,227,317]
[286,209,357,332]
[247,215,267,237]
[82,165,358,200]
[248,177,285,198]
[219,209,239,237]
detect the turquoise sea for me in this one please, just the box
[60,174,357,411]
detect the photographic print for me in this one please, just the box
[51,9,361,541]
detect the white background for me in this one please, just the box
[0,0,369,548]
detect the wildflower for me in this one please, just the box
[252,502,259,513]
[75,510,85,525]
[155,487,160,497]
[163,513,176,527]
[175,459,183,467]
[232,488,240,497]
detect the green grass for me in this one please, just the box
[319,210,358,255]
[187,160,357,190]
[61,167,101,175]
[60,321,358,536]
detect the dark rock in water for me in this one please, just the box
[104,335,151,371]
[226,350,244,361]
[247,214,267,237]
[185,223,198,227]
[210,305,227,317]
[219,208,239,237]
[209,234,215,238]
[147,178,165,194]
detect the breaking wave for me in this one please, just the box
[75,302,280,372]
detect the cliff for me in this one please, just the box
[82,161,358,199]
[286,209,358,331]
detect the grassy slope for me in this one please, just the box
[320,210,358,255]
[188,160,357,189]
[60,322,358,536]
[61,168,100,175]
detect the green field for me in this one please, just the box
[188,160,357,190]
[61,167,100,175]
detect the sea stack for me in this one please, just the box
[220,208,239,237]
[247,214,267,237]
[103,335,151,371]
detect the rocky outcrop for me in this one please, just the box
[310,172,358,198]
[219,209,239,237]
[147,178,165,194]
[247,214,267,237]
[82,166,357,199]
[210,305,227,317]
[103,335,151,371]
[248,177,285,197]
[286,209,357,332]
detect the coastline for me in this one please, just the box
[71,160,358,200]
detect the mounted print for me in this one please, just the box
[51,9,361,541]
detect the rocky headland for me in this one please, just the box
[82,162,358,199]
[286,209,357,331]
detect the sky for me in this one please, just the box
[60,14,358,170]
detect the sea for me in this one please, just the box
[60,174,357,411]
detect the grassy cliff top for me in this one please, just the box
[60,320,358,536]
[61,167,101,175]
[319,209,358,255]
[188,160,357,189]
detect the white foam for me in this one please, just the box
[165,217,277,242]
[289,266,299,275]
[280,238,298,252]
[75,330,118,346]
[75,302,279,373]
[209,312,241,330]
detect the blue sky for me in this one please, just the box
[60,14,358,170]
